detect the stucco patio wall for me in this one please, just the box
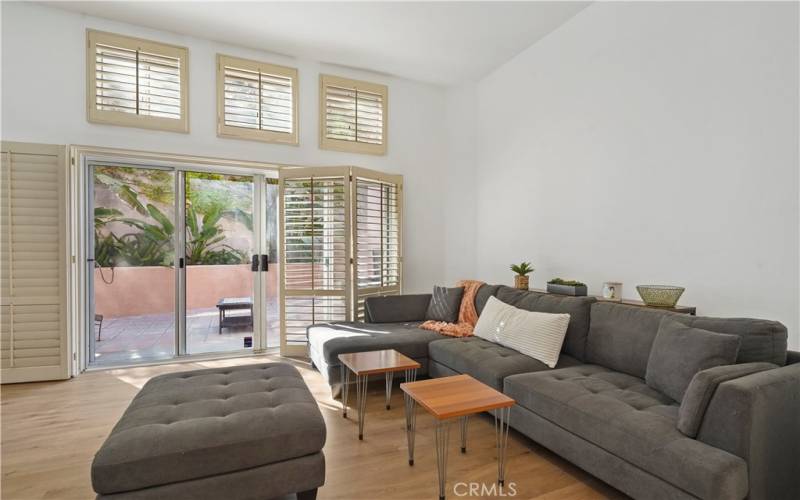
[94,264,279,318]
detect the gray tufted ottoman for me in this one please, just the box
[92,363,326,500]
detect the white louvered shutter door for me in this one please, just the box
[279,168,351,356]
[1,142,69,383]
[352,168,402,320]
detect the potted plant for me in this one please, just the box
[510,262,534,290]
[547,278,588,296]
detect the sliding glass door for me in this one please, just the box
[87,163,277,367]
[184,172,256,355]
[90,166,177,365]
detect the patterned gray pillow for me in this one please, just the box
[425,286,464,323]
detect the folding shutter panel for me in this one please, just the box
[279,168,350,356]
[1,142,69,383]
[352,168,402,320]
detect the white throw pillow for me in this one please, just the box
[474,296,570,368]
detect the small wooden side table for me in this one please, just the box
[401,374,516,500]
[338,349,421,440]
[215,297,253,333]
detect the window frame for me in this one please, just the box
[319,74,388,156]
[216,54,299,145]
[86,29,189,133]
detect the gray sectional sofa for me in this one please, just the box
[307,285,800,500]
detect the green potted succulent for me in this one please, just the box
[510,262,535,290]
[547,278,588,296]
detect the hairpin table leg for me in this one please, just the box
[340,365,349,418]
[385,371,394,410]
[494,407,511,486]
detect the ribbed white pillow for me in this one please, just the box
[474,296,571,368]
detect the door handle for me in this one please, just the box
[261,254,269,272]
[251,255,259,272]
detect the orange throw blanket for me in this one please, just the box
[420,280,485,337]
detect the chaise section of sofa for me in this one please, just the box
[307,294,443,396]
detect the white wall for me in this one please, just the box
[443,83,478,284]
[464,2,800,348]
[0,1,448,293]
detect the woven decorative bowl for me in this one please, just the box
[636,285,685,307]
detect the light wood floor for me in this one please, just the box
[1,355,625,500]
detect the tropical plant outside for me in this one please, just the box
[93,167,256,268]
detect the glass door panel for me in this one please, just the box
[184,172,256,354]
[264,178,279,348]
[90,165,176,366]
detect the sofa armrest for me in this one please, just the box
[786,349,800,365]
[678,362,777,438]
[364,294,431,323]
[696,363,800,500]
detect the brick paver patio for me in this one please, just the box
[93,299,279,366]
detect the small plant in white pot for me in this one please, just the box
[510,262,534,290]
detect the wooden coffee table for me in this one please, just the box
[401,375,515,500]
[338,349,421,440]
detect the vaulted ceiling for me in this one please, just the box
[45,1,589,85]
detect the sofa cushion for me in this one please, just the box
[586,302,788,378]
[307,322,443,366]
[365,294,431,323]
[426,286,464,323]
[504,365,748,500]
[474,284,502,315]
[428,336,581,390]
[494,286,595,362]
[646,319,741,402]
[684,315,788,366]
[91,363,325,495]
[677,362,777,438]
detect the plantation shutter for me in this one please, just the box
[1,142,69,384]
[217,55,298,144]
[352,169,403,320]
[320,75,387,155]
[88,30,188,132]
[279,168,351,356]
